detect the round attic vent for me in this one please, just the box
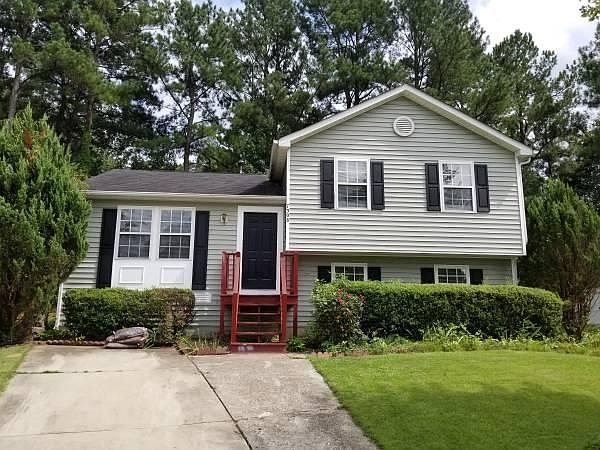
[393,116,415,137]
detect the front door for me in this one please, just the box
[242,212,277,290]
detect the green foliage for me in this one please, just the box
[286,336,307,352]
[34,327,81,341]
[312,280,563,343]
[62,288,195,343]
[142,0,238,172]
[176,334,228,355]
[316,327,600,357]
[312,283,365,346]
[520,179,600,339]
[0,109,90,344]
[301,0,403,109]
[224,0,315,173]
[582,0,600,20]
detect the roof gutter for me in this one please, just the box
[86,190,287,205]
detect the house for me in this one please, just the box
[56,85,532,351]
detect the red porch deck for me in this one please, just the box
[219,251,299,352]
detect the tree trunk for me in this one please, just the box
[8,63,23,119]
[79,94,95,169]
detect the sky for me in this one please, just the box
[470,0,597,69]
[210,0,598,70]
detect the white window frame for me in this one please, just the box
[331,263,368,281]
[114,206,196,261]
[438,160,476,213]
[158,208,195,260]
[434,264,470,284]
[115,206,154,259]
[334,157,371,210]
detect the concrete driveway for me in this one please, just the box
[0,346,375,450]
[0,346,248,449]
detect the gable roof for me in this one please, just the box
[87,169,284,198]
[270,85,532,181]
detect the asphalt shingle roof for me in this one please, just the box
[87,169,284,196]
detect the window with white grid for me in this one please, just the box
[336,160,368,208]
[159,209,192,259]
[436,266,469,284]
[441,163,475,211]
[118,208,152,258]
[331,264,367,281]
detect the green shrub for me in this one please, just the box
[312,283,365,346]
[287,336,306,352]
[63,288,195,343]
[312,280,564,342]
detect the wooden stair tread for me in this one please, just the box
[238,312,279,316]
[236,331,279,336]
[238,321,280,326]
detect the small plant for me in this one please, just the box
[176,334,229,355]
[287,336,306,352]
[34,328,81,341]
[312,281,365,346]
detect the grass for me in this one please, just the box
[312,351,600,450]
[0,345,30,393]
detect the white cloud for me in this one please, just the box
[469,0,597,68]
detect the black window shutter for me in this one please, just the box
[370,161,385,210]
[470,268,483,285]
[367,266,381,281]
[317,266,331,282]
[474,164,490,212]
[420,267,435,284]
[192,211,210,290]
[320,159,335,208]
[96,209,117,288]
[425,163,441,211]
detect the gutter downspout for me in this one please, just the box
[54,283,64,329]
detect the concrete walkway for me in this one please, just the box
[191,353,376,450]
[0,346,376,450]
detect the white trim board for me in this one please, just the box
[236,205,285,295]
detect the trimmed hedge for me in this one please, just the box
[63,288,195,343]
[313,281,564,340]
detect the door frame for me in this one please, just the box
[236,205,284,295]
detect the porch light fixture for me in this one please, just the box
[220,213,228,224]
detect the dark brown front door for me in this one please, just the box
[241,212,277,290]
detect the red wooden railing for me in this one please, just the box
[220,251,240,340]
[280,252,299,339]
[220,250,299,345]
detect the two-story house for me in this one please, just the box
[56,85,532,351]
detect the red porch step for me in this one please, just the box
[220,251,299,353]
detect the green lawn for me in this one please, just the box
[0,345,30,393]
[312,351,600,450]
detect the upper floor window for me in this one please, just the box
[118,208,152,258]
[441,162,475,212]
[159,209,193,259]
[336,159,369,208]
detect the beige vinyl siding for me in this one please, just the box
[61,200,239,333]
[287,97,525,256]
[294,254,514,331]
